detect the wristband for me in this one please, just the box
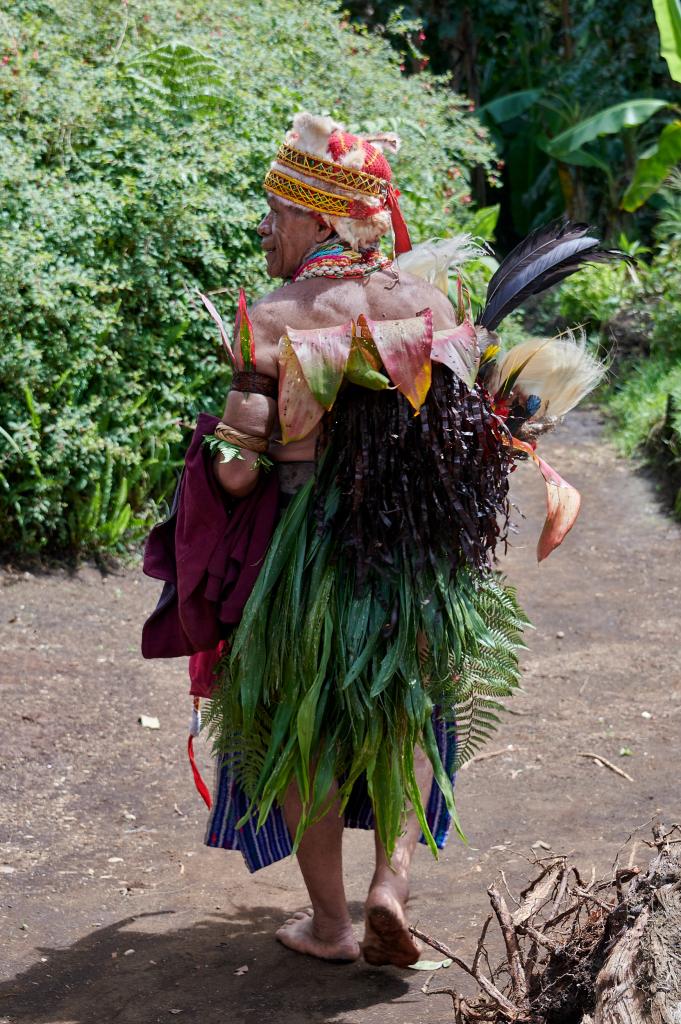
[231,371,277,400]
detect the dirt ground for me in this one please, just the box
[1,408,680,1024]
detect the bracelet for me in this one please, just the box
[231,371,278,400]
[214,422,270,454]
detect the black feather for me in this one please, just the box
[477,218,633,331]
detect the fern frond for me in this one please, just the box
[449,573,528,770]
[122,41,228,119]
[211,709,274,801]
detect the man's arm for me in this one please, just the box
[212,303,281,498]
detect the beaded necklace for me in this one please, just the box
[291,238,391,283]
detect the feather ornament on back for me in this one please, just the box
[488,329,606,420]
[477,219,633,331]
[395,235,482,294]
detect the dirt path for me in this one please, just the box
[1,408,680,1024]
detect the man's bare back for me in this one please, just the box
[250,268,459,462]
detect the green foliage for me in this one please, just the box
[452,576,529,771]
[557,261,639,326]
[346,0,677,239]
[202,434,245,465]
[655,168,681,240]
[123,41,229,118]
[652,0,681,82]
[606,354,681,456]
[542,99,671,170]
[622,121,681,212]
[565,178,681,513]
[0,0,496,560]
[202,433,273,471]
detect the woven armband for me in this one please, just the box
[214,422,270,454]
[231,371,278,400]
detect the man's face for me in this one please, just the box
[257,195,330,279]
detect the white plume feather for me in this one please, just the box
[395,235,482,294]
[488,328,606,419]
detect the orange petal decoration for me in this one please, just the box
[361,310,433,413]
[512,438,582,561]
[286,321,353,410]
[277,335,325,444]
[345,321,389,390]
[431,320,479,387]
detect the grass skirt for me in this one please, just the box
[206,455,528,861]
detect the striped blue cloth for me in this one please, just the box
[204,713,457,873]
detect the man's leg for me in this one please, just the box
[275,779,360,962]
[362,747,434,967]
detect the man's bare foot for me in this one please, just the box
[275,909,360,963]
[362,877,421,968]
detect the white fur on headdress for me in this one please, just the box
[268,112,398,249]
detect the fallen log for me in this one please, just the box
[415,824,681,1024]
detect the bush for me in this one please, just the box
[606,352,681,456]
[602,237,681,459]
[564,177,681,513]
[557,262,638,328]
[0,0,497,560]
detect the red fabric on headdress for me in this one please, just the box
[387,186,412,256]
[327,131,393,183]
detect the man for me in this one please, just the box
[209,113,465,967]
[199,112,522,966]
[147,111,614,970]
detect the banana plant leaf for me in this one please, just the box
[287,321,353,409]
[513,438,581,561]
[277,335,325,444]
[198,291,237,368]
[431,320,479,387]
[536,132,611,173]
[621,121,681,212]
[234,287,256,371]
[360,310,433,412]
[652,0,681,82]
[478,88,542,124]
[542,99,670,164]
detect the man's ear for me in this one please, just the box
[314,218,335,243]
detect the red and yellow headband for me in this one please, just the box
[263,142,412,254]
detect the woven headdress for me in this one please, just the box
[264,112,412,254]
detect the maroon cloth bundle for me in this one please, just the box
[141,413,279,696]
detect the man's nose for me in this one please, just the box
[257,213,272,236]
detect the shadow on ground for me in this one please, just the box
[0,904,411,1024]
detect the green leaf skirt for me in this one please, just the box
[206,464,529,862]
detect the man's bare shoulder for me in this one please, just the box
[367,270,458,330]
[247,284,305,374]
[251,279,327,329]
[248,269,458,372]
[249,279,360,351]
[258,271,456,322]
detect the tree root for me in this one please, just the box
[413,823,681,1023]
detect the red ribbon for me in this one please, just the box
[187,734,212,809]
[387,186,412,255]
